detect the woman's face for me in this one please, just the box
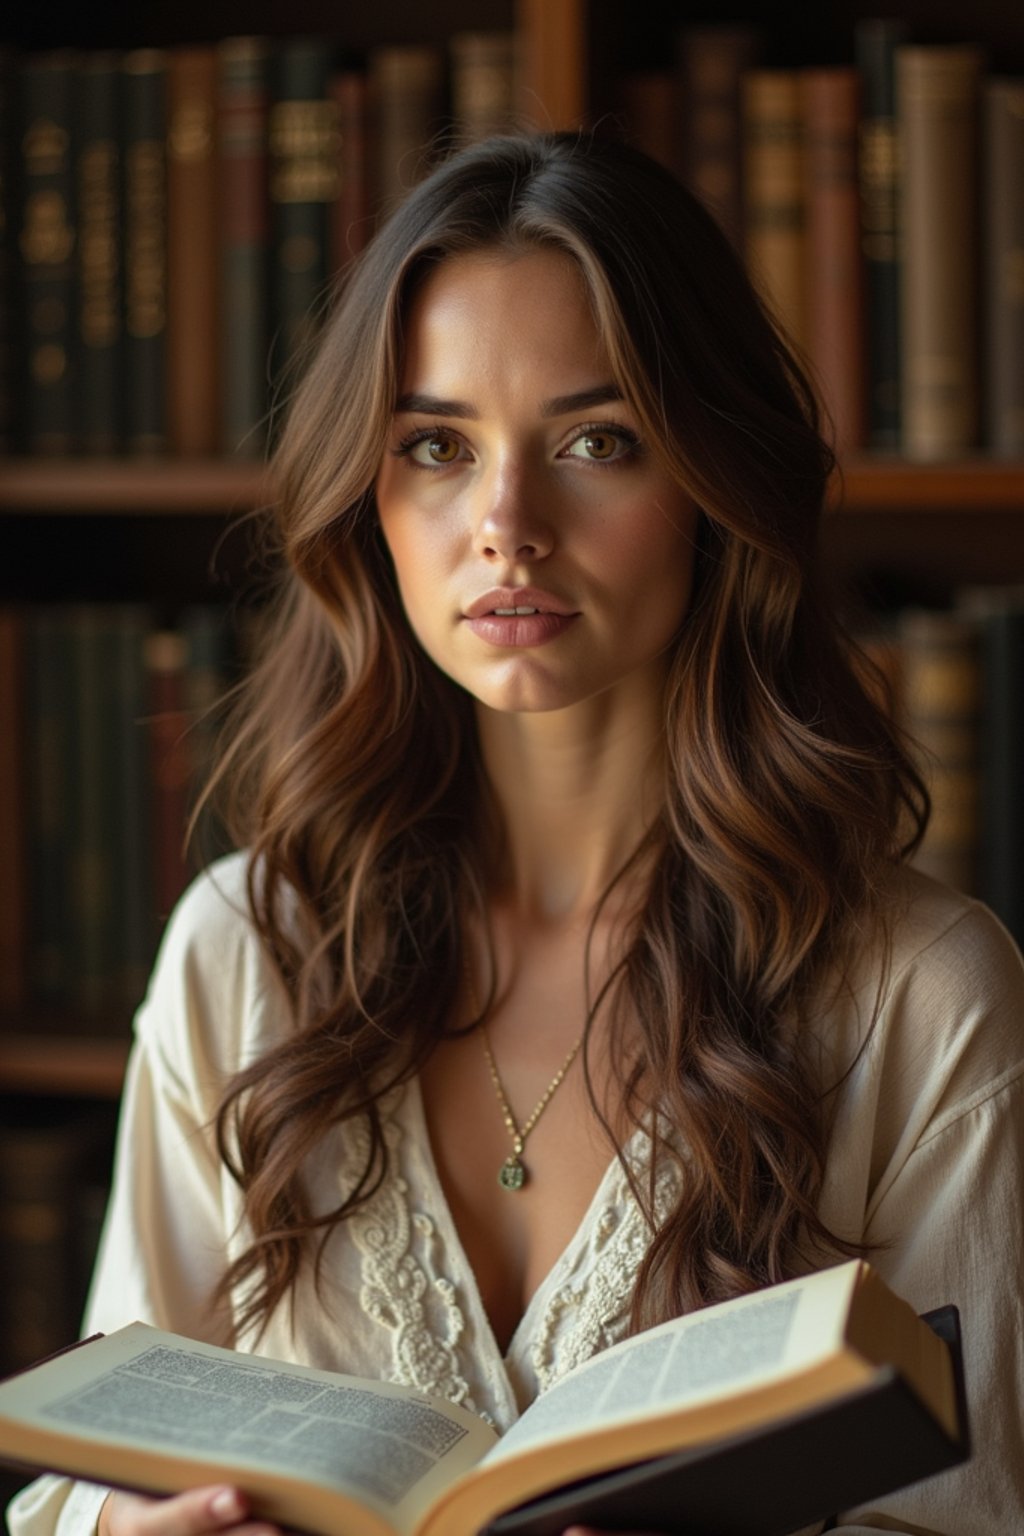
[374,246,699,717]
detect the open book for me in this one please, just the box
[0,1261,967,1536]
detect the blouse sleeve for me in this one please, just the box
[5,857,265,1536]
[831,895,1024,1534]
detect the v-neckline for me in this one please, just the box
[406,1072,642,1372]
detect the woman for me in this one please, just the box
[11,132,1024,1536]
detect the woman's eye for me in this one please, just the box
[563,429,636,463]
[409,433,462,465]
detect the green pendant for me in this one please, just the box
[498,1155,527,1191]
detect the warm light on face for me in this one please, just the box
[375,247,699,718]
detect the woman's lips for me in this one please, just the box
[463,588,579,647]
[464,611,579,647]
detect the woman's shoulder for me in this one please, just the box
[881,863,1024,1009]
[135,849,290,1091]
[852,863,1024,1120]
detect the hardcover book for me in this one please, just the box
[0,1262,966,1536]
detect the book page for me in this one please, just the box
[486,1261,861,1463]
[0,1325,497,1532]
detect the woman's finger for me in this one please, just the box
[102,1485,282,1536]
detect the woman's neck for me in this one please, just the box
[474,685,666,924]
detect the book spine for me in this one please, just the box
[113,606,156,1013]
[516,0,585,131]
[855,18,909,450]
[0,1104,113,1375]
[122,49,168,456]
[897,46,984,461]
[676,25,761,248]
[450,31,518,144]
[19,51,77,454]
[368,46,444,216]
[167,46,220,457]
[0,49,20,453]
[268,39,338,385]
[617,71,675,173]
[0,608,26,1014]
[181,604,232,869]
[26,608,73,1008]
[218,35,270,458]
[145,628,193,923]
[801,68,866,452]
[983,78,1024,456]
[75,53,123,455]
[329,68,369,269]
[742,70,807,356]
[957,588,1024,946]
[68,605,120,1020]
[899,608,979,894]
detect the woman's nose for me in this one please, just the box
[471,463,554,563]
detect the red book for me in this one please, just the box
[330,69,370,269]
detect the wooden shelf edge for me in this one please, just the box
[0,455,1021,515]
[0,1034,130,1098]
[0,458,273,514]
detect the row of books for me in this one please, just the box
[0,603,243,1028]
[0,31,519,460]
[3,22,1023,468]
[0,1096,116,1381]
[860,586,1024,946]
[618,20,1024,460]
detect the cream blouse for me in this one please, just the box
[9,852,1024,1535]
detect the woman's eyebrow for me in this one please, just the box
[394,384,625,419]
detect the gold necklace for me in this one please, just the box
[467,960,583,1190]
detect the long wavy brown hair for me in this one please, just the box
[208,132,928,1341]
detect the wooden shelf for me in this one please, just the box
[0,458,271,514]
[835,457,1024,512]
[0,455,1020,516]
[0,1034,130,1098]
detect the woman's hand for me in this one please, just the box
[99,1486,281,1536]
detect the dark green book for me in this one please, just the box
[75,53,123,453]
[959,586,1024,947]
[25,608,74,1008]
[856,18,909,451]
[19,51,78,454]
[122,49,167,455]
[219,36,270,458]
[268,38,338,391]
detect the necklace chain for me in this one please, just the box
[466,958,582,1191]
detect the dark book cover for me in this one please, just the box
[742,70,807,357]
[330,67,370,269]
[0,608,26,1014]
[122,49,167,456]
[855,17,909,450]
[959,586,1024,946]
[25,608,74,1009]
[897,46,984,461]
[268,38,338,391]
[111,606,157,1016]
[218,35,270,458]
[145,628,193,923]
[676,25,761,250]
[0,49,22,453]
[450,31,518,144]
[368,45,444,218]
[76,52,123,455]
[617,71,675,174]
[801,68,866,453]
[19,51,78,454]
[485,1310,967,1536]
[167,46,220,457]
[984,78,1024,456]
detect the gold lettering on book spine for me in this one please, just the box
[79,140,120,347]
[125,139,166,338]
[268,101,340,202]
[859,119,900,262]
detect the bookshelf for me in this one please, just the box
[0,7,1021,1426]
